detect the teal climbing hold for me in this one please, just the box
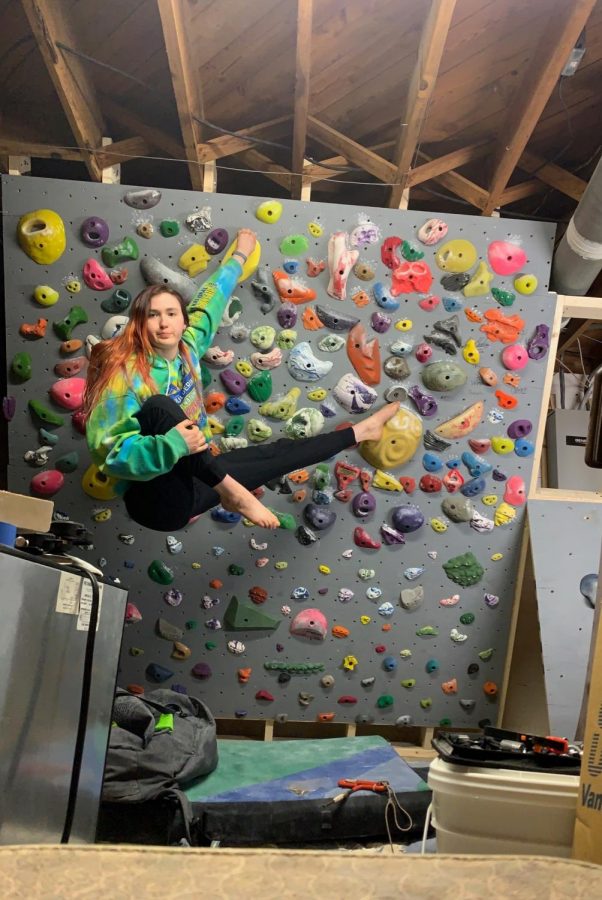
[148,559,174,585]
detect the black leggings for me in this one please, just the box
[124,395,357,531]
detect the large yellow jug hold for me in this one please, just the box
[359,407,423,470]
[81,463,118,500]
[434,238,477,273]
[17,209,66,265]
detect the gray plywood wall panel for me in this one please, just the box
[528,500,602,739]
[2,174,557,726]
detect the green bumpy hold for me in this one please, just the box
[11,352,32,381]
[101,236,139,267]
[264,661,325,673]
[147,559,174,585]
[377,694,394,709]
[53,306,88,341]
[443,551,484,587]
[491,287,516,307]
[228,564,245,576]
[247,371,272,402]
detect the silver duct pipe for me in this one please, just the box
[551,153,602,295]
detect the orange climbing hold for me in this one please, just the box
[20,318,48,339]
[272,269,316,304]
[483,681,498,696]
[204,391,226,413]
[209,579,223,590]
[292,489,306,503]
[289,469,310,484]
[464,307,482,323]
[503,373,521,388]
[352,289,370,308]
[332,625,350,638]
[318,712,335,722]
[301,306,324,330]
[480,309,525,344]
[495,390,518,410]
[441,678,458,694]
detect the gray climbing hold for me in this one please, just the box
[422,360,467,392]
[123,188,162,209]
[361,676,376,687]
[383,355,411,380]
[580,573,598,608]
[140,256,197,302]
[459,699,476,712]
[400,586,424,611]
[314,304,359,331]
[441,495,475,523]
[303,503,336,530]
[156,617,183,641]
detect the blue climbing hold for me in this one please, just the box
[423,452,443,472]
[460,476,486,497]
[426,659,440,674]
[442,296,463,312]
[211,506,242,524]
[146,663,174,682]
[446,457,461,469]
[461,451,493,477]
[383,656,398,672]
[514,438,534,458]
[373,282,400,311]
[225,396,251,414]
[283,259,300,275]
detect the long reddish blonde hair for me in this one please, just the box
[83,284,201,417]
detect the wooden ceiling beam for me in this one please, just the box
[94,137,150,169]
[307,116,396,183]
[408,141,491,186]
[499,179,546,206]
[481,0,597,216]
[415,150,488,208]
[235,149,293,191]
[101,97,184,159]
[19,0,105,181]
[518,149,587,202]
[388,0,457,208]
[291,0,314,199]
[157,0,206,191]
[558,318,597,355]
[0,137,82,162]
[197,117,291,163]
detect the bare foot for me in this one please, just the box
[353,401,400,443]
[235,228,257,259]
[217,476,280,528]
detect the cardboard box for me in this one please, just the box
[572,544,602,863]
[0,490,54,532]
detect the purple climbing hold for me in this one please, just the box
[351,492,376,518]
[220,368,247,395]
[80,216,109,248]
[507,419,532,440]
[484,593,500,608]
[205,228,228,254]
[171,683,188,694]
[527,324,550,361]
[380,523,406,545]
[303,503,337,530]
[408,385,438,417]
[163,588,183,607]
[370,310,392,333]
[492,469,507,482]
[3,397,16,421]
[191,662,212,679]
[391,504,425,533]
[277,302,298,329]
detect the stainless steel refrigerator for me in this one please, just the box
[0,546,127,844]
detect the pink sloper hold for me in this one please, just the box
[30,469,64,496]
[327,231,359,301]
[487,240,527,276]
[504,475,526,506]
[83,258,113,290]
[49,376,86,410]
[290,608,328,640]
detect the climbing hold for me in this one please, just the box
[392,504,425,533]
[487,240,527,276]
[462,339,480,365]
[353,527,381,549]
[413,343,433,368]
[514,438,534,458]
[373,281,400,311]
[391,261,433,296]
[423,331,457,357]
[443,552,484,586]
[49,376,85,411]
[352,492,376,518]
[390,339,414,357]
[483,681,498,697]
[435,238,477,273]
[441,495,474,523]
[434,401,484,439]
[442,296,463,313]
[287,342,333,382]
[11,352,32,382]
[416,626,438,637]
[460,476,486,498]
[422,360,467,392]
[514,272,538,295]
[439,594,460,607]
[32,285,60,308]
[343,655,359,671]
[17,208,66,265]
[102,236,139,267]
[494,502,516,526]
[101,288,132,314]
[461,451,492,478]
[378,602,395,617]
[481,308,525,344]
[178,243,211,277]
[347,323,381,385]
[459,612,475,626]
[527,323,550,361]
[380,524,405,546]
[30,470,64,497]
[495,390,518,410]
[377,695,394,709]
[400,586,424,611]
[417,218,448,245]
[502,344,529,371]
[504,475,526,505]
[449,628,468,643]
[463,261,494,297]
[423,452,443,472]
[442,469,464,494]
[419,474,442,493]
[255,199,283,224]
[136,221,154,239]
[418,294,441,312]
[442,678,458,695]
[148,560,174,585]
[307,257,326,278]
[395,318,413,332]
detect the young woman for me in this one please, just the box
[84,228,399,532]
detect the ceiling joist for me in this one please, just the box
[197,117,291,163]
[102,97,184,160]
[19,0,105,181]
[157,0,207,191]
[481,0,597,216]
[291,0,313,199]
[307,116,397,183]
[235,149,293,192]
[388,0,457,208]
[518,149,587,202]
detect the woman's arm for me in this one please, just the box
[185,258,242,358]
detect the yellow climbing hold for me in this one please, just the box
[360,407,423,471]
[308,222,323,237]
[81,464,118,501]
[491,436,515,455]
[191,562,202,569]
[275,561,288,570]
[17,209,66,265]
[92,508,112,522]
[319,564,331,575]
[494,502,516,526]
[256,199,283,224]
[259,386,301,420]
[360,616,371,625]
[430,518,448,533]
[33,285,59,307]
[435,238,477,273]
[222,237,261,281]
[491,552,503,561]
[514,273,538,295]
[395,318,413,331]
[343,655,359,671]
[372,469,403,492]
[235,359,254,378]
[462,339,480,365]
[307,388,327,401]
[179,244,211,277]
[464,260,494,297]
[207,416,225,435]
[482,494,498,506]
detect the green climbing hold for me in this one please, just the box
[160,219,180,238]
[459,612,475,625]
[129,647,144,656]
[224,596,280,631]
[148,559,174,585]
[401,240,424,261]
[185,620,198,630]
[55,451,79,473]
[101,288,132,313]
[443,552,485,587]
[29,399,64,427]
[416,625,438,637]
[228,564,245,576]
[101,236,139,267]
[40,427,59,445]
[401,679,416,688]
[247,419,272,443]
[205,641,216,650]
[201,362,212,390]
[279,234,309,256]
[478,647,494,661]
[10,352,32,381]
[491,287,516,307]
[377,694,394,709]
[247,371,273,402]
[271,509,296,530]
[53,306,88,341]
[225,415,245,437]
[420,698,432,709]
[313,463,331,491]
[439,717,452,726]
[264,661,324,673]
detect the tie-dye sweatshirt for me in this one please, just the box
[86,258,241,489]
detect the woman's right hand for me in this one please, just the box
[174,419,208,454]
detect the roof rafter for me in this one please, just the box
[102,97,184,159]
[19,0,105,181]
[235,148,293,191]
[307,116,397,182]
[481,0,596,216]
[518,149,586,202]
[197,117,291,163]
[291,0,314,199]
[157,0,206,191]
[388,0,457,208]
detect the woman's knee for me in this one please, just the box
[135,394,186,432]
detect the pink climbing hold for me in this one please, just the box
[71,410,87,434]
[501,344,529,371]
[418,294,440,312]
[125,602,142,624]
[30,469,64,496]
[49,376,86,410]
[468,438,491,454]
[290,608,328,640]
[83,258,113,290]
[381,236,403,270]
[327,231,359,301]
[487,240,527,276]
[504,475,526,506]
[443,469,464,493]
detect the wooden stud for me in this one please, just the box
[197,116,291,163]
[388,0,457,208]
[397,187,411,210]
[481,0,597,216]
[19,0,105,181]
[291,0,313,200]
[157,0,206,191]
[202,160,217,193]
[0,155,31,175]
[416,151,488,208]
[518,149,587,202]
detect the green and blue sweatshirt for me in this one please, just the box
[86,258,241,492]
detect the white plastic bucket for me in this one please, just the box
[428,756,579,856]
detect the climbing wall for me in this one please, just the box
[2,173,557,727]
[528,500,601,739]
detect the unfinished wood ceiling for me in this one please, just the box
[0,0,601,227]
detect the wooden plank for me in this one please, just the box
[19,0,105,181]
[499,179,545,206]
[235,148,293,191]
[558,318,596,354]
[307,116,396,183]
[101,97,184,159]
[481,0,597,215]
[95,136,149,169]
[157,0,205,191]
[0,138,82,162]
[408,140,490,186]
[197,116,291,163]
[518,149,587,202]
[416,150,488,208]
[389,0,457,207]
[291,0,313,199]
